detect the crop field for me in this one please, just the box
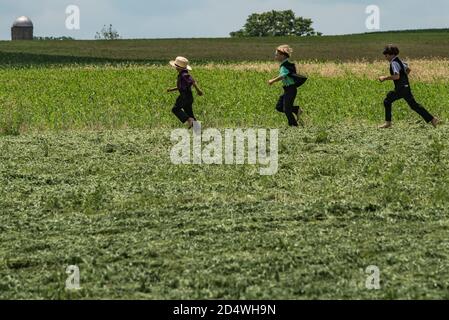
[1,61,448,132]
[1,29,449,65]
[1,34,449,299]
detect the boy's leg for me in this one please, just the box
[291,105,300,115]
[292,105,301,117]
[183,99,196,121]
[403,89,434,123]
[384,91,402,122]
[172,96,190,123]
[275,94,285,113]
[293,105,304,126]
[283,87,299,127]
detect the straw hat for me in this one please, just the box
[276,45,293,57]
[169,56,192,70]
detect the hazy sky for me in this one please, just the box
[1,0,448,40]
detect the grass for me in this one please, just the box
[1,30,449,66]
[0,63,448,132]
[1,125,449,299]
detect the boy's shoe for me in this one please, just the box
[431,117,441,128]
[378,122,392,129]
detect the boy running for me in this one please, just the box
[167,56,203,128]
[268,45,303,127]
[378,45,439,129]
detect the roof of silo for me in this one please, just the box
[12,16,33,28]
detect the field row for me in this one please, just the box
[1,64,448,133]
[1,30,449,64]
[202,59,449,82]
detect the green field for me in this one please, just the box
[1,29,449,65]
[1,64,448,132]
[1,32,449,299]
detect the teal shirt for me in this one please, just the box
[279,59,295,86]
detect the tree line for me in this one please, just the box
[230,10,321,37]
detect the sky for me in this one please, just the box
[1,0,448,40]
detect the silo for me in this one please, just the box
[11,16,34,40]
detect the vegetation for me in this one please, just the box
[230,10,321,37]
[1,125,449,299]
[95,24,121,40]
[1,31,449,299]
[0,63,447,131]
[1,30,449,66]
[33,36,75,41]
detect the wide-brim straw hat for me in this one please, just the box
[276,45,294,57]
[169,56,192,70]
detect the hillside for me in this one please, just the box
[1,30,449,65]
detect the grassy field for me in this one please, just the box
[1,33,449,299]
[1,29,449,65]
[1,126,449,299]
[1,63,448,133]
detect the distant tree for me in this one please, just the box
[95,24,120,40]
[231,10,321,37]
[34,36,75,40]
[229,30,246,38]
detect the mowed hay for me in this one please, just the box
[1,126,449,299]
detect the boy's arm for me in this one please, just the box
[193,83,203,96]
[380,61,403,82]
[406,67,412,74]
[379,74,400,82]
[268,76,284,85]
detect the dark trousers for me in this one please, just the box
[275,85,300,127]
[172,91,196,124]
[384,87,434,123]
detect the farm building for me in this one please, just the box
[11,16,34,40]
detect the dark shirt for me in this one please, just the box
[177,70,195,92]
[389,56,410,90]
[390,56,409,75]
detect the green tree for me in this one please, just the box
[95,24,120,40]
[231,10,321,37]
